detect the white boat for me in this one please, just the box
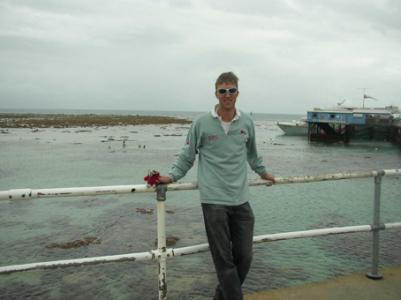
[276,119,308,136]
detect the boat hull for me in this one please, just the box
[277,122,308,136]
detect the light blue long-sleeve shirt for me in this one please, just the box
[169,110,267,205]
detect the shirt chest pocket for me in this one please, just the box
[233,129,249,143]
[230,129,249,145]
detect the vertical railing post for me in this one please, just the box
[366,170,384,280]
[156,184,168,299]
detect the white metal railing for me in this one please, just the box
[0,169,400,300]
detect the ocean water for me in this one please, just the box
[0,111,400,299]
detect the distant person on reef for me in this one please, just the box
[159,71,275,300]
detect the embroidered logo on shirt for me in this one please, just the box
[240,129,249,142]
[207,135,219,142]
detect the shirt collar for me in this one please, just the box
[211,105,240,121]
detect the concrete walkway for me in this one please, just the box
[245,266,401,300]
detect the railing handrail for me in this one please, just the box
[1,169,400,201]
[2,222,401,275]
[1,168,400,299]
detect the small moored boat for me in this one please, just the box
[276,119,308,136]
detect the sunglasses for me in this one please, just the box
[217,88,238,95]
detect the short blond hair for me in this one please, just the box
[215,72,239,89]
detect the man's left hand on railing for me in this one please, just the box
[261,172,276,184]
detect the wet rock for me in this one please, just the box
[46,236,101,249]
[136,208,154,214]
[166,236,180,246]
[155,236,180,247]
[175,126,190,130]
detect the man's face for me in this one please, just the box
[215,82,239,111]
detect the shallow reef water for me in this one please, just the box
[0,112,400,299]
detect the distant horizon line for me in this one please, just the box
[0,107,305,116]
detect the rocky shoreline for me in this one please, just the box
[0,113,191,128]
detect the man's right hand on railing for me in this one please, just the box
[159,176,173,184]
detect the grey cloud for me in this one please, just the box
[106,26,185,49]
[203,0,298,17]
[1,0,105,15]
[300,0,401,34]
[0,0,400,113]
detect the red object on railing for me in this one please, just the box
[144,170,161,186]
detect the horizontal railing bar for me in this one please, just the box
[169,243,209,257]
[0,184,156,201]
[1,169,400,201]
[382,169,401,176]
[253,225,372,243]
[2,222,400,275]
[384,222,401,229]
[0,250,155,274]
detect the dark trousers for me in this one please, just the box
[201,202,255,300]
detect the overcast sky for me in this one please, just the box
[0,0,400,114]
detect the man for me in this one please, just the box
[159,72,275,300]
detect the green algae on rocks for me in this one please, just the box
[0,113,191,128]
